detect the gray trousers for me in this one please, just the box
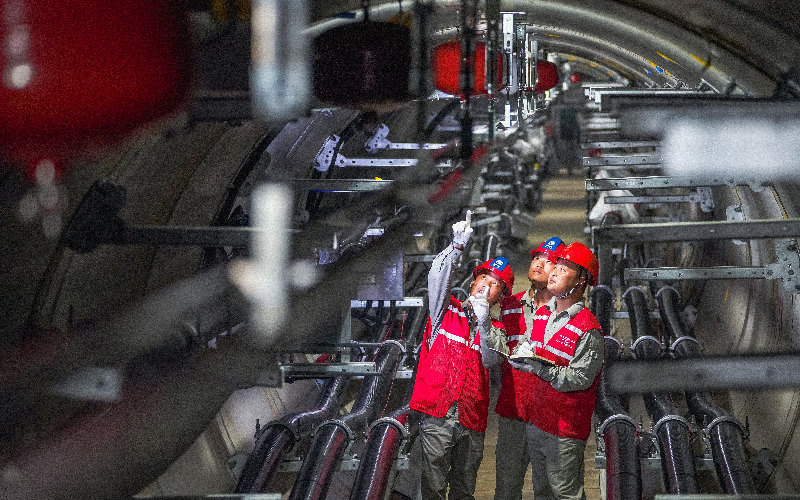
[526,422,587,500]
[419,403,485,500]
[494,416,529,500]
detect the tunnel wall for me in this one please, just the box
[693,183,800,492]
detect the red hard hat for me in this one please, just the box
[557,242,599,286]
[529,236,565,263]
[473,256,514,294]
[570,72,582,84]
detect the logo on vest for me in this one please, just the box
[555,334,576,349]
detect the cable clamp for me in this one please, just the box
[264,420,301,443]
[369,416,410,441]
[621,285,648,301]
[597,414,637,438]
[655,285,680,300]
[630,335,662,357]
[592,285,614,297]
[653,414,691,436]
[705,415,745,436]
[313,419,354,441]
[669,335,699,352]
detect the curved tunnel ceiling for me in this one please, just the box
[310,0,799,96]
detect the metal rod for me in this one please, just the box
[594,218,800,243]
[586,176,771,191]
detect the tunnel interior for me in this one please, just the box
[1,1,800,499]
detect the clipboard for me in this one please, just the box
[487,347,509,359]
[508,352,556,367]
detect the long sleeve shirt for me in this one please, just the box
[427,244,506,368]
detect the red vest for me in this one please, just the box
[410,296,498,432]
[495,292,536,420]
[527,305,602,440]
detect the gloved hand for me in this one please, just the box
[508,358,541,374]
[451,210,473,247]
[467,286,490,323]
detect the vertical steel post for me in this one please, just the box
[501,12,514,127]
[414,0,433,145]
[530,39,538,112]
[459,0,478,167]
[485,0,500,141]
[515,22,527,125]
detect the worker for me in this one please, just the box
[410,210,513,500]
[508,242,603,500]
[494,237,565,500]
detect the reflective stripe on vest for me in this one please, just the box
[438,328,481,351]
[564,323,586,337]
[542,343,574,361]
[495,291,533,420]
[447,304,468,318]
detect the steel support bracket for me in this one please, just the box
[580,140,660,149]
[365,124,446,152]
[583,155,662,167]
[605,188,713,212]
[594,218,800,244]
[624,241,800,293]
[586,176,772,193]
[314,134,451,171]
[293,178,393,192]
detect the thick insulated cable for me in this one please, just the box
[289,340,404,500]
[350,403,411,500]
[350,285,428,500]
[656,286,756,494]
[351,290,428,500]
[595,336,643,500]
[624,286,699,495]
[235,375,350,493]
[591,286,642,500]
[590,285,615,341]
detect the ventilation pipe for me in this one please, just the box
[656,286,756,494]
[591,286,642,500]
[624,286,699,494]
[235,375,350,493]
[289,340,404,500]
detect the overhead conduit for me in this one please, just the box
[591,286,643,500]
[289,340,404,500]
[656,286,756,494]
[624,286,700,494]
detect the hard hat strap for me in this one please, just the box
[555,269,586,299]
